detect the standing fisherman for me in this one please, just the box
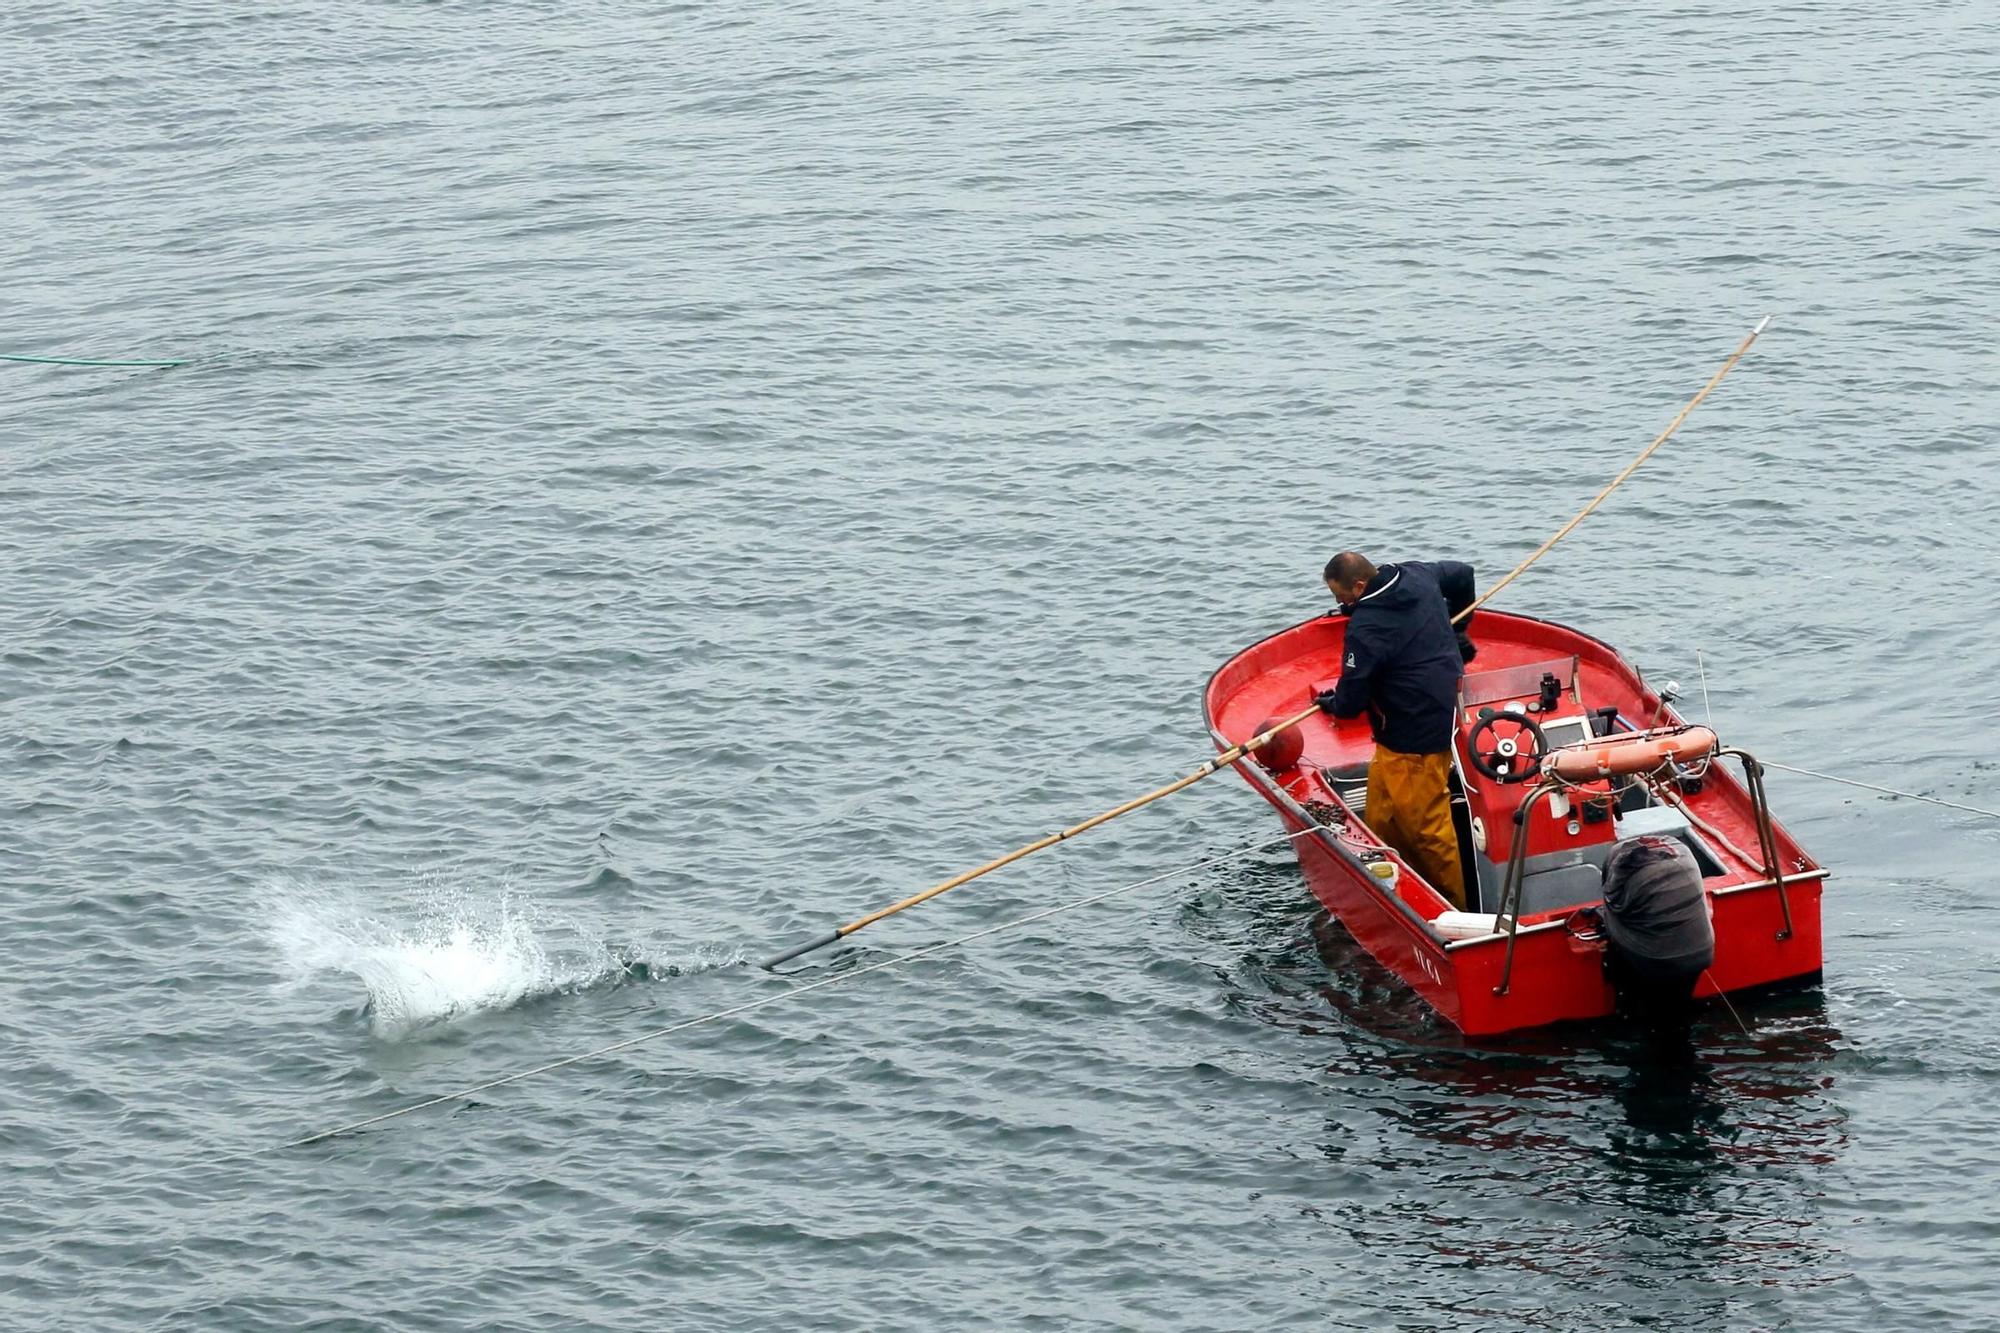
[1317,551,1478,908]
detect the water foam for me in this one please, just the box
[270,880,740,1038]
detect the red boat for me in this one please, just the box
[1204,609,1826,1035]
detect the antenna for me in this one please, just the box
[1696,649,1714,726]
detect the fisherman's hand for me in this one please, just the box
[1456,631,1478,664]
[1314,688,1341,716]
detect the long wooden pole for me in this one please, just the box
[760,742,1281,967]
[760,316,1773,969]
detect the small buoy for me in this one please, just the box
[1251,716,1304,770]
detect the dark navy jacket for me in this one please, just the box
[1327,560,1476,754]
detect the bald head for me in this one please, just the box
[1323,551,1376,607]
[1324,551,1374,586]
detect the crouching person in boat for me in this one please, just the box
[1315,551,1478,909]
[1597,835,1716,1034]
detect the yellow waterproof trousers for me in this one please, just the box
[1364,747,1465,910]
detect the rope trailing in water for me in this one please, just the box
[1760,761,2000,822]
[760,315,1775,968]
[2,352,185,367]
[1703,969,1753,1038]
[289,826,1318,1149]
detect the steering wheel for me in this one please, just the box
[1466,709,1548,784]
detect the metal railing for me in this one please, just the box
[1490,744,1795,997]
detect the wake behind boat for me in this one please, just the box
[1205,608,1826,1035]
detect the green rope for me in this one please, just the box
[2,353,185,368]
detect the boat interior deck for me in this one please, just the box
[1208,610,1821,934]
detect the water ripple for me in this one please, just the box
[4,1,1997,1329]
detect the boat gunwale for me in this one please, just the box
[1200,607,1648,722]
[1440,870,1831,950]
[1211,724,1452,955]
[1203,607,1832,962]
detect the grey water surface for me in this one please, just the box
[5,4,1998,1330]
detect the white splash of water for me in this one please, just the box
[269,879,739,1039]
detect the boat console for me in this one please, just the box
[1451,657,1718,916]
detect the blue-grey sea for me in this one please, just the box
[5,4,1998,1329]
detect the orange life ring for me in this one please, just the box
[1542,725,1718,781]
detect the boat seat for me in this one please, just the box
[1319,760,1370,813]
[1515,862,1604,915]
[1612,804,1727,877]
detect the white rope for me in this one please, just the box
[1760,761,2000,822]
[286,825,1320,1149]
[1703,969,1752,1038]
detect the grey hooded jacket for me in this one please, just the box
[1600,835,1715,980]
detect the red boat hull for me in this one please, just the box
[1208,610,1827,1036]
